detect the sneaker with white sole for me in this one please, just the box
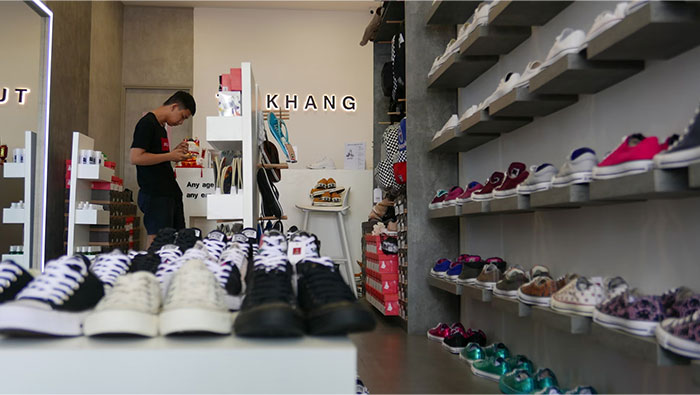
[550,276,605,317]
[585,3,627,44]
[481,72,521,111]
[542,28,586,68]
[517,164,558,194]
[462,2,491,39]
[0,255,105,336]
[551,148,598,187]
[514,61,543,89]
[90,249,131,287]
[83,271,161,337]
[654,104,700,169]
[159,259,232,335]
[433,114,459,141]
[203,230,228,261]
[156,241,213,298]
[0,260,34,303]
[307,156,336,170]
[593,134,666,180]
[215,241,251,311]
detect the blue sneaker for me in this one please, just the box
[446,261,463,281]
[430,259,451,278]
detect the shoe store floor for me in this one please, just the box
[351,301,498,394]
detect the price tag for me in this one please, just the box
[287,241,308,264]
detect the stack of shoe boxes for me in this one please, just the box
[396,194,408,320]
[364,234,400,316]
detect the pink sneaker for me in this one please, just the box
[592,134,665,180]
[427,322,451,341]
[472,172,505,201]
[455,181,484,204]
[494,162,529,198]
[443,186,465,207]
[428,190,448,209]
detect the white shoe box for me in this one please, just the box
[75,209,110,225]
[77,164,114,181]
[3,208,25,224]
[3,163,25,178]
[206,192,244,220]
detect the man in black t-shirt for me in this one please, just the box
[130,91,196,247]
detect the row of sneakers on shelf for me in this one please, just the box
[430,256,700,359]
[0,227,375,337]
[426,323,596,394]
[429,110,700,208]
[432,1,649,141]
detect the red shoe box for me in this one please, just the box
[365,255,398,274]
[365,272,398,295]
[365,286,399,316]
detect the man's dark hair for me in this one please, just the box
[164,91,196,116]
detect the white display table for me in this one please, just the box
[0,334,356,393]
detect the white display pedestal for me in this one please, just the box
[0,335,356,394]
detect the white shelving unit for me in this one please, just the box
[205,62,260,227]
[66,132,115,256]
[1,131,37,270]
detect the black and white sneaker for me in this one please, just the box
[0,255,105,336]
[285,225,299,241]
[0,260,34,303]
[234,231,305,337]
[215,240,251,310]
[203,230,228,261]
[147,227,177,253]
[296,256,376,335]
[129,252,161,274]
[174,227,202,252]
[288,232,321,260]
[90,249,131,287]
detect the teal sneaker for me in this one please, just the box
[471,357,511,381]
[500,369,534,394]
[506,355,535,374]
[534,368,558,391]
[459,342,510,364]
[536,386,564,394]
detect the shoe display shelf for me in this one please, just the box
[430,281,695,367]
[426,168,700,219]
[487,1,573,27]
[375,0,404,42]
[66,132,116,256]
[396,194,409,320]
[1,131,37,270]
[0,335,356,393]
[425,0,480,25]
[428,204,462,218]
[204,62,260,227]
[426,275,462,295]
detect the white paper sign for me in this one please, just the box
[344,142,366,170]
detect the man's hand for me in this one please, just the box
[169,146,189,162]
[175,140,189,151]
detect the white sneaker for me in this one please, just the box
[542,28,586,67]
[214,241,251,311]
[552,148,598,187]
[480,72,521,111]
[159,259,232,335]
[83,272,161,337]
[90,249,131,287]
[585,3,627,44]
[307,156,336,170]
[514,61,543,89]
[459,104,479,123]
[432,114,459,141]
[463,2,491,39]
[625,0,648,15]
[516,164,558,195]
[155,241,213,298]
[428,39,461,78]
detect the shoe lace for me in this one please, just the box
[0,261,23,291]
[156,242,210,283]
[17,256,88,305]
[90,249,130,286]
[164,261,225,308]
[260,232,287,256]
[203,238,227,261]
[156,245,183,265]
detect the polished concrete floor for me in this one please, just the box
[350,303,499,394]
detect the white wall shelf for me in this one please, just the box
[75,209,110,226]
[3,208,26,224]
[2,163,25,179]
[0,335,356,393]
[206,193,244,220]
[77,164,114,182]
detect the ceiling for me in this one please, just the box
[122,1,378,12]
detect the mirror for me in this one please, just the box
[0,1,52,270]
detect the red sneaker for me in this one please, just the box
[592,134,664,180]
[494,162,529,198]
[472,172,505,201]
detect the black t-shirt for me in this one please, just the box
[130,112,182,197]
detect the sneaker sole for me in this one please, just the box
[427,332,445,342]
[458,353,477,364]
[234,303,305,337]
[83,309,158,337]
[516,290,551,307]
[442,342,466,354]
[160,307,232,335]
[541,44,585,68]
[492,288,518,298]
[474,280,496,290]
[0,303,89,336]
[470,365,501,382]
[654,145,700,169]
[471,193,494,201]
[592,309,657,337]
[307,302,376,335]
[549,299,595,317]
[493,189,517,198]
[592,160,653,180]
[516,181,552,195]
[551,171,592,188]
[655,324,700,359]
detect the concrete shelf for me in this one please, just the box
[529,184,591,209]
[428,205,462,219]
[459,110,532,135]
[427,53,498,89]
[587,2,700,61]
[428,127,498,153]
[488,0,572,27]
[589,168,692,201]
[491,295,525,317]
[461,200,490,216]
[489,86,578,118]
[529,52,643,95]
[459,25,531,57]
[426,0,480,25]
[462,284,492,302]
[427,275,462,295]
[489,194,531,214]
[687,162,700,189]
[527,305,591,335]
[589,322,691,366]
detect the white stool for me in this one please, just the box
[295,187,358,297]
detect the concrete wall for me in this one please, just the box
[192,7,373,170]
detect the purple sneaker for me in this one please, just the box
[661,287,700,318]
[656,310,700,359]
[430,258,451,278]
[443,186,465,207]
[593,290,664,336]
[429,190,449,209]
[446,261,464,281]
